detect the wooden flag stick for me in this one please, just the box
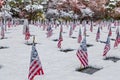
[80,63,82,69]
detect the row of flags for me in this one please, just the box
[4,18,119,50]
[76,32,120,69]
[76,28,120,69]
[28,31,120,80]
[0,18,20,39]
[29,19,120,38]
[13,19,120,79]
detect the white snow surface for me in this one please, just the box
[46,9,59,16]
[25,4,43,12]
[60,11,73,18]
[0,22,120,80]
[80,7,94,17]
[0,11,12,18]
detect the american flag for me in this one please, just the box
[25,27,30,40]
[69,26,73,37]
[57,31,63,48]
[108,27,112,36]
[46,26,53,38]
[73,23,76,30]
[114,21,117,27]
[60,24,63,33]
[116,27,119,34]
[90,21,93,32]
[83,26,86,36]
[114,32,120,48]
[100,22,103,30]
[96,27,100,42]
[7,20,11,28]
[28,44,44,80]
[1,24,4,39]
[76,37,88,68]
[77,27,82,43]
[103,35,110,56]
[108,23,111,30]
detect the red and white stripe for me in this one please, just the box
[76,49,88,67]
[28,60,44,80]
[57,38,63,48]
[28,45,44,80]
[77,35,82,43]
[103,44,110,56]
[114,34,120,48]
[25,31,30,40]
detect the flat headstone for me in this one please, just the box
[60,49,75,53]
[6,32,11,34]
[76,66,102,74]
[111,38,115,41]
[63,32,66,33]
[53,39,58,42]
[86,35,89,37]
[25,43,38,46]
[100,41,106,44]
[104,56,120,62]
[0,46,9,49]
[71,37,77,39]
[87,44,94,48]
[0,37,8,40]
[111,27,116,28]
[30,34,35,37]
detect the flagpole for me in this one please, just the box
[80,63,82,69]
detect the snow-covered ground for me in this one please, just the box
[0,22,120,80]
